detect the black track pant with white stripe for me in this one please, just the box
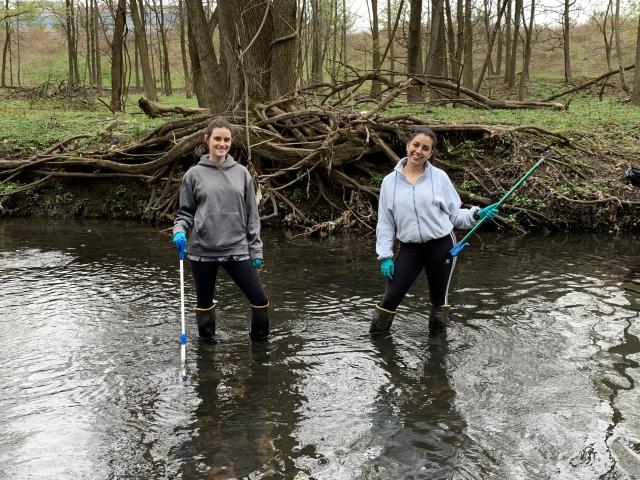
[380,233,456,311]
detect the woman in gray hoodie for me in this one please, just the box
[370,128,498,335]
[172,117,269,342]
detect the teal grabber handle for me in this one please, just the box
[449,149,552,257]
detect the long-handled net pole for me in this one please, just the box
[450,149,552,257]
[179,253,187,379]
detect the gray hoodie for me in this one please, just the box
[173,154,263,259]
[376,158,479,259]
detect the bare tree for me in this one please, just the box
[370,0,382,97]
[93,0,102,92]
[476,0,508,91]
[178,0,192,97]
[462,0,472,88]
[2,0,11,87]
[387,0,397,82]
[506,0,521,88]
[592,0,614,71]
[427,0,447,83]
[503,0,511,83]
[110,0,127,111]
[562,0,576,82]
[130,0,158,100]
[406,0,422,102]
[65,0,80,84]
[185,0,297,111]
[614,0,628,91]
[310,0,323,85]
[632,14,640,105]
[517,0,535,100]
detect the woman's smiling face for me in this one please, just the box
[406,133,434,167]
[205,127,232,162]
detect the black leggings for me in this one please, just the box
[190,259,269,308]
[380,233,456,311]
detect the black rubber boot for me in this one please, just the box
[369,305,396,335]
[194,304,216,342]
[249,304,269,341]
[429,305,450,335]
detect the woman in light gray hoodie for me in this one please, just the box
[370,128,498,335]
[172,117,269,342]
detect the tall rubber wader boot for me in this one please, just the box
[370,305,396,335]
[250,304,269,341]
[429,305,450,334]
[194,304,216,342]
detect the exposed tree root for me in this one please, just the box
[1,84,639,234]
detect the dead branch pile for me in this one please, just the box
[1,77,639,234]
[5,79,97,109]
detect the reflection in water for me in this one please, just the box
[368,330,469,479]
[0,219,639,479]
[177,338,310,479]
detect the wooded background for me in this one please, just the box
[2,0,640,108]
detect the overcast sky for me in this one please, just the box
[345,0,636,32]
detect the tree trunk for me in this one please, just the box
[2,0,10,88]
[130,0,158,101]
[270,0,298,104]
[462,0,472,88]
[444,0,457,79]
[503,0,511,84]
[388,0,396,83]
[110,0,127,112]
[562,0,572,82]
[496,27,503,75]
[517,0,534,100]
[507,0,521,88]
[614,0,628,91]
[94,0,102,92]
[370,0,382,97]
[158,0,172,95]
[427,0,447,82]
[406,0,423,102]
[483,0,494,75]
[310,0,323,85]
[85,0,93,84]
[631,15,640,106]
[454,0,463,81]
[178,0,192,97]
[184,0,224,109]
[475,0,508,91]
[65,0,80,85]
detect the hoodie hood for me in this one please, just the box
[198,154,238,170]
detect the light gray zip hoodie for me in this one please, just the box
[376,158,479,259]
[173,154,263,259]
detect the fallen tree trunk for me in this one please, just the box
[543,64,636,102]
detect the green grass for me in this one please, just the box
[387,95,640,142]
[3,83,639,157]
[0,96,177,152]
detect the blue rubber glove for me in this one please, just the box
[252,258,263,269]
[172,231,187,260]
[380,258,394,280]
[478,202,499,221]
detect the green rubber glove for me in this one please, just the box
[252,258,263,269]
[478,202,499,221]
[380,258,394,280]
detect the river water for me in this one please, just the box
[0,218,638,480]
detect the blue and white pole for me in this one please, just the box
[178,247,187,380]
